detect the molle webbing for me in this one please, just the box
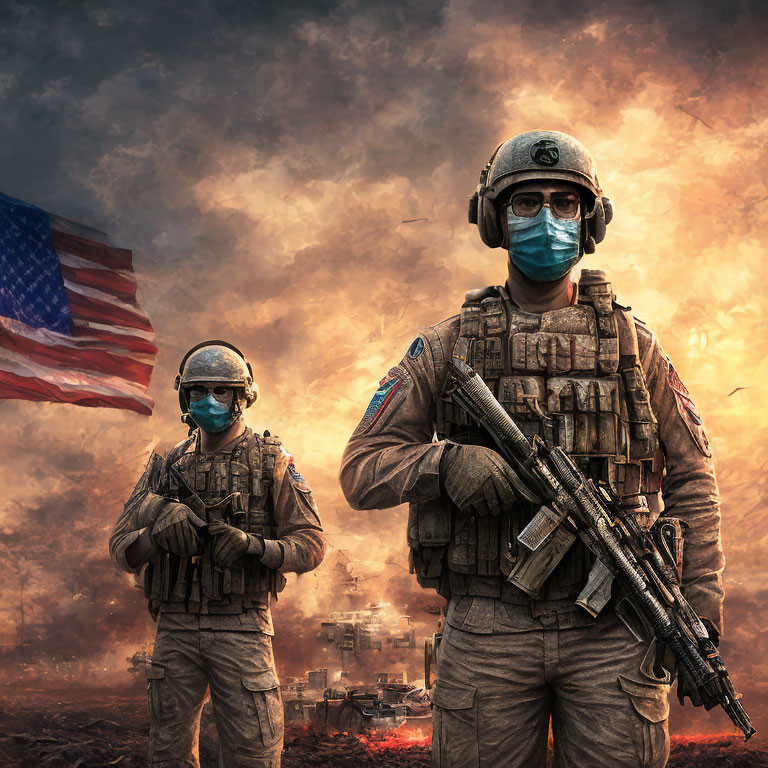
[145,430,285,612]
[417,270,662,601]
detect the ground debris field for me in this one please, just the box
[1,690,766,768]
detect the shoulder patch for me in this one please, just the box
[358,367,406,431]
[667,362,711,457]
[407,336,425,359]
[287,457,305,483]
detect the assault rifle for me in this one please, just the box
[168,463,245,531]
[165,463,246,602]
[447,358,755,741]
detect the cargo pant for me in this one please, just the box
[147,629,283,768]
[431,608,670,768]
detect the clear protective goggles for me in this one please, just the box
[508,191,580,220]
[185,384,239,404]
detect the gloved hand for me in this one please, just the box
[440,443,519,516]
[676,664,704,706]
[208,522,262,568]
[150,502,203,558]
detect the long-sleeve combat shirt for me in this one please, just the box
[110,430,325,633]
[340,306,725,634]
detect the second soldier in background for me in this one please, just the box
[110,341,325,768]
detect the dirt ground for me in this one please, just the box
[1,689,765,768]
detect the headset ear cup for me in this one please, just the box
[590,196,613,245]
[584,196,607,245]
[471,142,505,248]
[592,206,606,245]
[478,195,503,248]
[602,197,613,225]
[468,192,479,225]
[178,386,188,416]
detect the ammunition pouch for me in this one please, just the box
[408,499,450,594]
[143,429,286,614]
[420,269,663,603]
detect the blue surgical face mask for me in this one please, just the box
[188,394,237,434]
[506,206,581,282]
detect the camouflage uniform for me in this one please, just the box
[340,269,723,768]
[111,427,325,768]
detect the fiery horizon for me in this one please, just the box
[0,0,766,742]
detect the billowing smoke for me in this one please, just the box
[1,0,767,735]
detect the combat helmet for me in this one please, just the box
[174,340,258,425]
[468,130,613,253]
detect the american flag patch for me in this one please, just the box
[358,369,405,431]
[0,192,157,415]
[287,458,305,483]
[667,361,711,457]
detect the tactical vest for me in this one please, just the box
[144,428,286,614]
[410,269,663,602]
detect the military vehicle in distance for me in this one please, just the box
[313,685,408,734]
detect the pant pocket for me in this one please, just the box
[431,678,478,768]
[617,674,670,768]
[145,664,166,725]
[242,670,283,747]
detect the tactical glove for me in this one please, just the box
[150,502,203,558]
[440,443,519,516]
[676,663,704,706]
[208,522,265,569]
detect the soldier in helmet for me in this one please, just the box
[340,131,724,767]
[110,340,326,768]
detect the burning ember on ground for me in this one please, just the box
[353,727,432,751]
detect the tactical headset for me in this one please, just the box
[468,141,614,255]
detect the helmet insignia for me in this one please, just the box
[530,139,560,167]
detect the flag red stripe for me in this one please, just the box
[0,324,153,386]
[71,324,158,356]
[66,289,154,333]
[51,229,133,270]
[60,263,138,300]
[0,370,152,415]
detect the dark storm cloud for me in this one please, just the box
[1,0,767,732]
[1,0,760,342]
[0,0,498,363]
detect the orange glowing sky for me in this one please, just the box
[0,0,766,737]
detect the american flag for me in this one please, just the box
[0,192,157,415]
